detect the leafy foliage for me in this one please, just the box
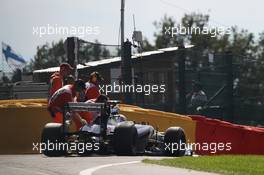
[142,13,264,106]
[27,39,112,71]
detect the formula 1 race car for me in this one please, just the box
[41,101,188,157]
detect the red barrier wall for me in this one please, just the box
[190,115,264,155]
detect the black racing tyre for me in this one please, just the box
[41,123,67,157]
[164,127,186,157]
[113,123,138,155]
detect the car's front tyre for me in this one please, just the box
[164,127,186,156]
[113,122,138,155]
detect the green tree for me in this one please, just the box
[28,39,112,71]
[28,40,65,71]
[153,15,178,49]
[149,13,264,108]
[78,40,112,63]
[141,38,156,52]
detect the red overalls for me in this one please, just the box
[85,82,101,100]
[49,72,63,99]
[48,85,75,123]
[76,82,101,128]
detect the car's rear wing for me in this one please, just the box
[63,102,109,138]
[64,102,106,113]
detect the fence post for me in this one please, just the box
[225,51,234,122]
[64,37,79,79]
[121,40,133,104]
[178,45,186,114]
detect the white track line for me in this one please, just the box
[6,167,51,175]
[79,161,140,175]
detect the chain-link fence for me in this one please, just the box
[78,39,120,64]
[184,50,263,126]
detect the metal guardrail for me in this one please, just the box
[0,86,12,99]
[0,82,49,99]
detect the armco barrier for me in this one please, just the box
[0,99,75,154]
[0,99,196,154]
[0,102,50,154]
[119,104,196,143]
[243,127,264,154]
[1,99,263,155]
[190,115,264,155]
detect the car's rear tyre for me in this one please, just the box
[77,132,93,156]
[41,123,67,157]
[114,123,138,155]
[164,127,186,157]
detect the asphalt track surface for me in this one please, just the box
[0,155,218,175]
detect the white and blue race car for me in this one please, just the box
[41,100,188,157]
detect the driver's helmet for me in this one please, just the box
[111,105,120,114]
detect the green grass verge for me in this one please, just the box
[143,155,264,175]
